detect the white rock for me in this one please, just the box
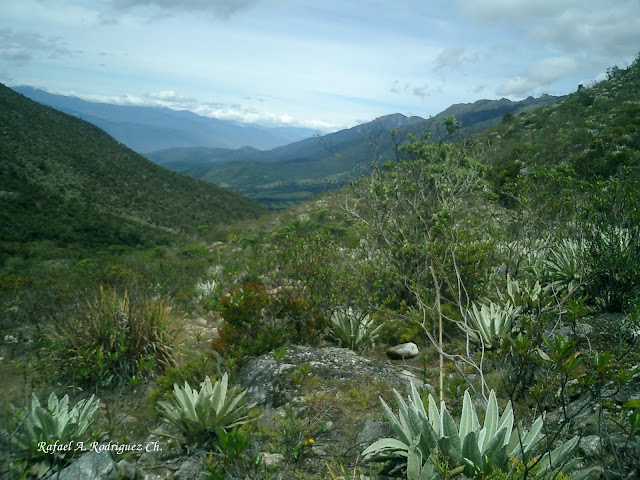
[387,342,419,359]
[260,452,285,467]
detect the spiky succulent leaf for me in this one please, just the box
[157,373,251,443]
[460,390,480,442]
[11,392,99,462]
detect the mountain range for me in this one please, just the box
[147,94,562,209]
[11,86,316,153]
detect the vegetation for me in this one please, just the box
[9,392,99,476]
[41,286,180,388]
[329,307,382,351]
[362,385,592,479]
[157,374,251,445]
[2,56,640,479]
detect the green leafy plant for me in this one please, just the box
[460,301,521,349]
[157,373,252,445]
[45,285,179,388]
[214,283,327,361]
[545,239,587,296]
[11,392,99,463]
[363,384,592,479]
[329,307,383,351]
[205,426,263,480]
[498,275,553,312]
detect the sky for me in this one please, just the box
[1,0,639,133]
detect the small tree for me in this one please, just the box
[343,132,498,401]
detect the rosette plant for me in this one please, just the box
[363,384,594,479]
[157,373,252,445]
[11,392,99,464]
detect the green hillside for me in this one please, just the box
[0,83,267,261]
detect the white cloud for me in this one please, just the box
[456,0,640,64]
[433,46,466,71]
[497,56,578,96]
[0,28,74,65]
[145,90,197,103]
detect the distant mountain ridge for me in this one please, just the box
[11,86,317,153]
[147,94,562,210]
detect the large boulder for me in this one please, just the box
[50,451,116,480]
[237,346,417,407]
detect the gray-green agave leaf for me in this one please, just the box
[157,373,252,444]
[363,385,587,479]
[11,392,99,461]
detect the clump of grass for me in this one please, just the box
[43,285,181,388]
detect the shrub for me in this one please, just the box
[363,384,594,479]
[214,283,327,360]
[157,374,251,445]
[586,226,640,311]
[45,285,180,388]
[11,392,99,466]
[329,307,382,351]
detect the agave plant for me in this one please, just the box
[545,239,587,296]
[157,373,252,444]
[460,301,521,349]
[329,307,383,351]
[363,384,593,479]
[11,392,99,461]
[498,275,554,312]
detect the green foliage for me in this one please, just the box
[0,84,266,263]
[11,392,99,463]
[205,426,264,480]
[42,285,179,388]
[497,276,554,312]
[329,307,382,351]
[545,239,587,297]
[157,374,251,445]
[461,301,521,349]
[214,283,327,361]
[363,384,591,479]
[348,138,496,329]
[150,353,218,404]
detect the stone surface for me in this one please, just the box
[116,459,136,480]
[355,419,392,450]
[579,435,601,457]
[237,346,414,407]
[386,342,419,359]
[51,451,116,480]
[175,458,208,480]
[261,452,285,467]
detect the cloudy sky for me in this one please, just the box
[1,0,639,132]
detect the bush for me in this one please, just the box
[460,301,521,349]
[213,283,327,360]
[329,307,382,351]
[43,285,180,388]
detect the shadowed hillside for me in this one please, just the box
[0,84,267,261]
